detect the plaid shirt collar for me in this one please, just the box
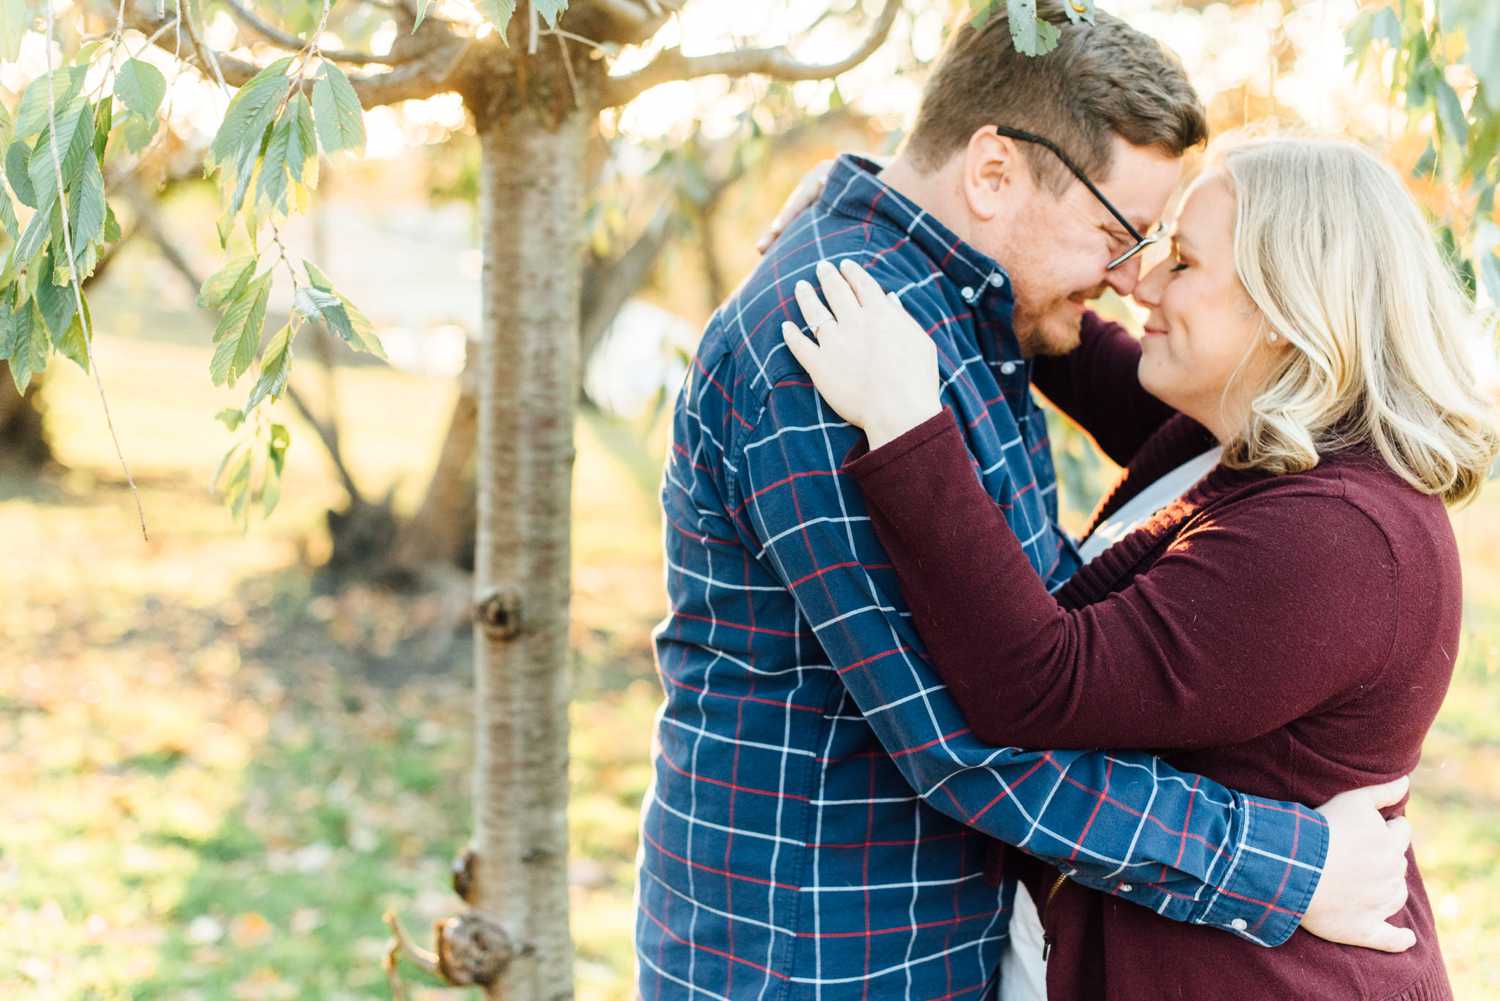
[819,153,1024,363]
[818,152,1030,416]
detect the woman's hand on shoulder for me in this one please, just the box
[780,258,942,451]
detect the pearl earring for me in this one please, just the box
[1267,330,1279,343]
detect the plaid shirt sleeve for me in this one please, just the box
[727,371,1329,948]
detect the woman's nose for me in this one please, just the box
[1134,259,1169,308]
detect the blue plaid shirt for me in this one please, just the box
[636,155,1328,1000]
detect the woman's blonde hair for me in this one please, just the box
[1211,132,1500,505]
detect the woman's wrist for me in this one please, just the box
[864,401,944,452]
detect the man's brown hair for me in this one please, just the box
[905,2,1207,192]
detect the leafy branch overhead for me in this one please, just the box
[1347,1,1500,304]
[20,0,899,529]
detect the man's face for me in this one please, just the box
[983,137,1184,357]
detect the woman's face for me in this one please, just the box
[1134,173,1284,440]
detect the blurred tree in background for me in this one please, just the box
[2,1,1496,998]
[0,0,917,996]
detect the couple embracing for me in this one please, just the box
[636,3,1500,999]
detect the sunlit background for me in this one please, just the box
[3,2,1497,999]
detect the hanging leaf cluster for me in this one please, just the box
[969,0,1096,58]
[1347,2,1500,306]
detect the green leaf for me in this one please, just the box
[13,66,86,141]
[534,0,568,29]
[268,422,290,475]
[215,407,245,431]
[1477,220,1500,304]
[1345,6,1400,64]
[227,122,272,217]
[33,256,77,338]
[68,152,106,258]
[257,114,293,214]
[1006,0,1060,57]
[1060,0,1093,25]
[413,0,434,31]
[103,202,120,243]
[244,321,294,412]
[121,113,158,154]
[28,95,93,211]
[302,258,335,291]
[92,98,111,164]
[114,58,167,120]
[475,0,517,39]
[299,261,385,359]
[207,56,293,171]
[311,63,365,155]
[1440,0,1500,110]
[5,139,35,208]
[0,0,30,62]
[199,255,259,310]
[54,290,91,371]
[286,93,317,183]
[0,190,17,244]
[970,0,999,30]
[12,198,55,268]
[1434,79,1468,152]
[210,271,273,386]
[5,300,47,393]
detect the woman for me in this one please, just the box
[775,136,1500,999]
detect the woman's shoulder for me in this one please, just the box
[1204,448,1459,573]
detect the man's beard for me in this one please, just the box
[1014,300,1086,358]
[1014,291,1097,357]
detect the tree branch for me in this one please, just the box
[219,0,416,65]
[121,0,476,108]
[600,0,900,108]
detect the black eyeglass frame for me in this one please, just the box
[992,126,1164,271]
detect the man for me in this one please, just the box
[637,5,1412,998]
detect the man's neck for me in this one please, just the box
[877,154,1040,358]
[875,155,979,251]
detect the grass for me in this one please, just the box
[2,323,1498,1000]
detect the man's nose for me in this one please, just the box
[1104,256,1143,297]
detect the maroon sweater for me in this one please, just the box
[845,314,1459,1001]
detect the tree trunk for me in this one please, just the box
[469,107,583,1000]
[389,343,479,572]
[0,371,52,467]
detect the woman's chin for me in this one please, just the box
[1136,356,1174,405]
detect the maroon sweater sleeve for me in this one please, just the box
[1032,310,1177,467]
[847,411,1400,750]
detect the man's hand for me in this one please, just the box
[1302,775,1416,953]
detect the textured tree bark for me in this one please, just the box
[469,107,584,1000]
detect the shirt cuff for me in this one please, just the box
[1192,794,1330,947]
[843,409,959,475]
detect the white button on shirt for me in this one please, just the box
[1000,361,1019,376]
[960,286,976,301]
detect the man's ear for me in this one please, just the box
[964,126,1021,223]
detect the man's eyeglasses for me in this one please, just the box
[993,125,1164,271]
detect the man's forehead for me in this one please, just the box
[1098,148,1186,228]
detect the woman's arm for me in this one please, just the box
[1032,311,1177,467]
[847,410,1399,750]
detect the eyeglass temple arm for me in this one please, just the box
[991,126,1146,242]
